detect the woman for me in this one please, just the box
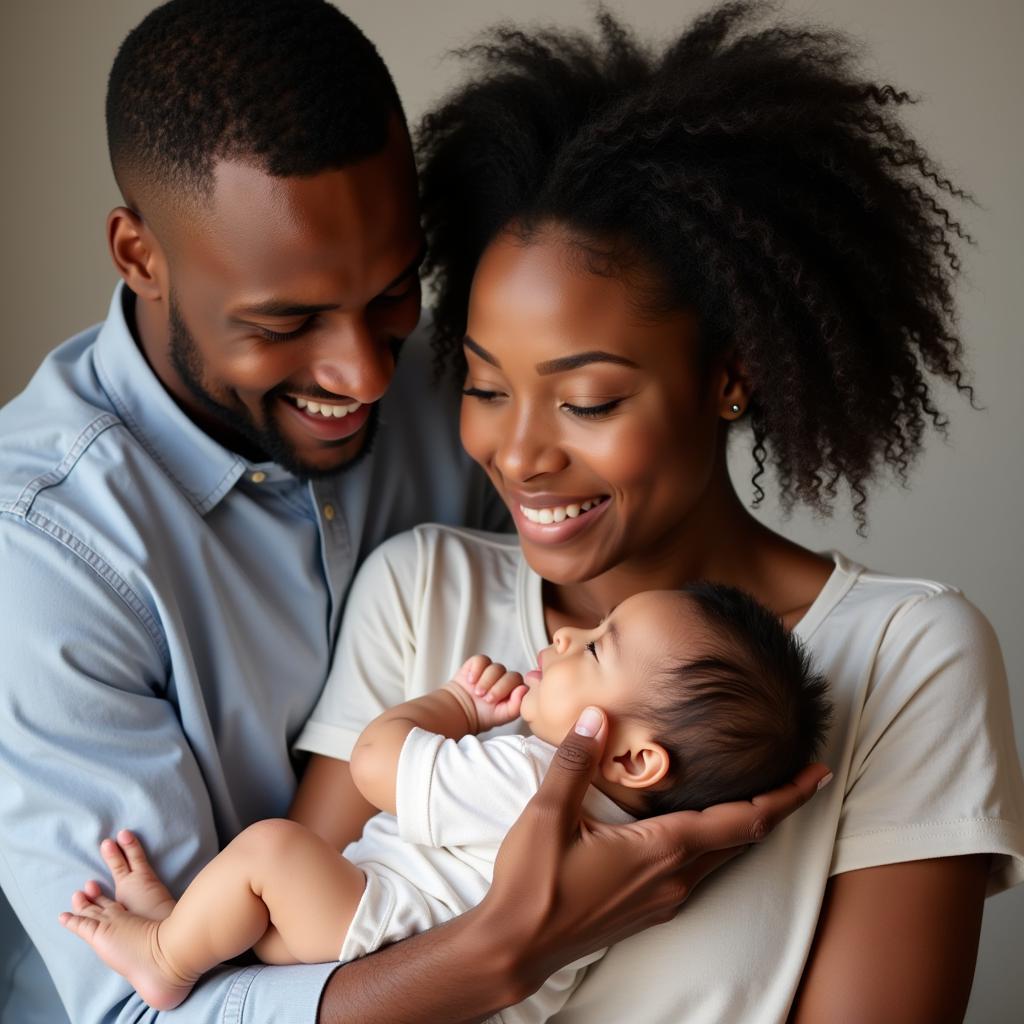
[296,4,1024,1021]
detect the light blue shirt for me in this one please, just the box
[0,285,508,1023]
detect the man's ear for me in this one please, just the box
[602,738,670,790]
[107,206,167,303]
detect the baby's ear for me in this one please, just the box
[602,738,670,790]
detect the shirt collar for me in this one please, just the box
[93,282,253,515]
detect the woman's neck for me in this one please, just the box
[542,467,833,635]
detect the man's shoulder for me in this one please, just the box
[0,324,124,518]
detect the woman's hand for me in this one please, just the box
[479,705,831,1000]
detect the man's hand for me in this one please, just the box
[445,655,528,732]
[479,705,832,1000]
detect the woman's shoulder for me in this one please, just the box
[368,520,520,561]
[811,552,989,633]
[809,552,1004,693]
[356,525,525,608]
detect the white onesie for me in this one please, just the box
[339,728,633,1024]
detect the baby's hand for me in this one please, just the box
[448,655,528,732]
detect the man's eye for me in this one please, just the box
[585,640,598,660]
[255,320,314,342]
[375,280,419,305]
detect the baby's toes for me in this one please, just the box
[100,837,131,881]
[116,830,155,874]
[59,910,102,940]
[71,888,97,913]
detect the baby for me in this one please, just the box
[59,583,831,1018]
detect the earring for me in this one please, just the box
[730,403,742,415]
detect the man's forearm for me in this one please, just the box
[317,903,530,1024]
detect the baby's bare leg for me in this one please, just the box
[61,818,365,1010]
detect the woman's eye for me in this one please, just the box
[585,640,598,660]
[462,386,502,402]
[562,399,622,419]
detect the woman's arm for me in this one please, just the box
[288,754,378,850]
[790,855,990,1024]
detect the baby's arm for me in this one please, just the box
[349,656,526,815]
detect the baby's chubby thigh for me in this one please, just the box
[229,818,366,965]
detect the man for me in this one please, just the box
[0,2,824,1021]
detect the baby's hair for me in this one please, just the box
[638,583,832,815]
[418,1,974,530]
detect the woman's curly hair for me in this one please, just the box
[417,1,974,529]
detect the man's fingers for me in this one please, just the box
[656,762,832,855]
[527,707,608,841]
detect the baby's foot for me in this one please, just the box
[100,830,176,921]
[59,888,195,1011]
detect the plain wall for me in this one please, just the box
[1,1,1021,1020]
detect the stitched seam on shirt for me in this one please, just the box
[222,965,264,1024]
[838,817,1022,840]
[19,509,170,666]
[1,414,120,518]
[96,351,241,515]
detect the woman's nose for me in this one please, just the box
[494,415,568,482]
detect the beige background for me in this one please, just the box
[1,1,1021,1020]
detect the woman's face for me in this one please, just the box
[461,228,735,586]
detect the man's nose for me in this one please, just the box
[310,315,395,404]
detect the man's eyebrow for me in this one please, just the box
[234,244,427,319]
[463,335,501,367]
[234,300,339,318]
[536,351,639,375]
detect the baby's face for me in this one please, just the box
[522,590,693,745]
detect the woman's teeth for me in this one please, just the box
[293,397,363,419]
[520,498,604,524]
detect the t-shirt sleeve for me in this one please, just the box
[395,729,545,849]
[830,589,1024,895]
[293,531,420,761]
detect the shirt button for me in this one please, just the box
[323,503,336,521]
[250,471,267,483]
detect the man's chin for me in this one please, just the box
[268,405,380,480]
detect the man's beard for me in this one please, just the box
[168,292,379,480]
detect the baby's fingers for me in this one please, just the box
[455,655,492,690]
[475,661,509,696]
[484,670,525,704]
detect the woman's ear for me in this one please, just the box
[602,738,670,790]
[107,206,167,302]
[717,354,752,421]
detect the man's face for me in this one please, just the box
[148,118,424,477]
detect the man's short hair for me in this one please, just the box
[107,0,402,207]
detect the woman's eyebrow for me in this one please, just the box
[535,351,639,375]
[462,338,640,375]
[463,335,500,367]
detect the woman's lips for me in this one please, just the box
[279,395,372,442]
[510,495,611,544]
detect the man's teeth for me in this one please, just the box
[520,499,603,525]
[294,397,363,419]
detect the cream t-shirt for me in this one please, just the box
[295,524,1024,1024]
